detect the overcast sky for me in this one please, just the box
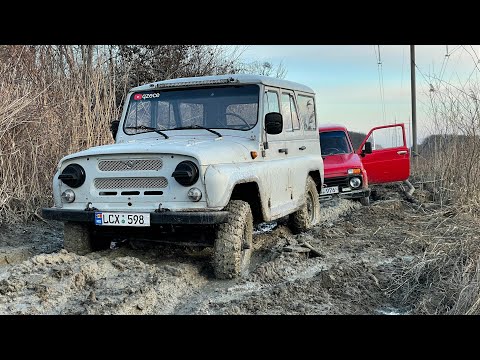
[239,45,480,145]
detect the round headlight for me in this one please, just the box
[349,177,362,188]
[58,164,86,188]
[172,161,199,187]
[61,189,75,203]
[187,187,202,202]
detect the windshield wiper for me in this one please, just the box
[125,125,169,139]
[171,125,222,138]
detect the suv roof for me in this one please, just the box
[131,74,315,94]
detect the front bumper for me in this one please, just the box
[41,208,229,225]
[320,188,370,201]
[338,188,370,199]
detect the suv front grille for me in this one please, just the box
[98,159,162,172]
[94,177,168,189]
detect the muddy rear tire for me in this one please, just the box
[63,222,94,255]
[213,200,253,279]
[289,176,320,234]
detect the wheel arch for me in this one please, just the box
[308,170,323,192]
[230,181,265,224]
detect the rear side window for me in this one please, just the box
[290,96,300,130]
[281,92,300,131]
[297,95,317,131]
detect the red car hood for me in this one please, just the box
[323,153,363,178]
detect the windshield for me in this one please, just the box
[320,130,352,155]
[123,85,259,135]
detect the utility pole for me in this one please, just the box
[410,45,417,157]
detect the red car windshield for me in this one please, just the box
[319,131,352,155]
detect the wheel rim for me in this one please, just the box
[306,190,315,223]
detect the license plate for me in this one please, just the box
[321,186,339,195]
[95,212,150,227]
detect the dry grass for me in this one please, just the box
[413,77,480,214]
[0,49,118,223]
[374,85,480,314]
[394,75,480,314]
[389,208,480,314]
[413,136,480,214]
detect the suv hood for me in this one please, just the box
[60,136,253,166]
[323,153,363,178]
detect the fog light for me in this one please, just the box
[61,189,75,203]
[187,187,202,202]
[349,177,362,189]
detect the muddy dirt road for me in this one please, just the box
[0,186,462,314]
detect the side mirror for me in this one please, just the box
[265,112,283,135]
[364,141,373,154]
[110,120,120,140]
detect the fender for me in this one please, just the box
[204,163,267,210]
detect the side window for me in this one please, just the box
[281,93,292,131]
[297,95,317,131]
[367,126,405,150]
[281,92,300,131]
[264,90,280,114]
[290,95,300,130]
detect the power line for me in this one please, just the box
[374,45,387,124]
[459,45,480,89]
[474,45,480,62]
[448,45,462,55]
[413,62,431,86]
[438,45,450,83]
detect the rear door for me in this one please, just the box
[357,124,410,184]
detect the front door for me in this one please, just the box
[262,87,291,218]
[357,124,410,184]
[280,90,304,204]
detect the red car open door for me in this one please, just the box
[357,124,410,184]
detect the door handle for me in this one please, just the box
[397,150,408,155]
[299,146,306,150]
[279,148,288,154]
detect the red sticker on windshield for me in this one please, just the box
[133,94,143,101]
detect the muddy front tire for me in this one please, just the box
[213,200,253,279]
[63,222,94,255]
[289,176,321,234]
